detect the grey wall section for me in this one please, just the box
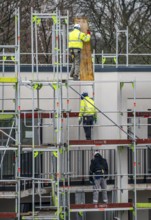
[0,199,15,212]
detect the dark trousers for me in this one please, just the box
[69,49,81,78]
[83,115,94,140]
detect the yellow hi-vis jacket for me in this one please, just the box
[79,96,97,118]
[68,29,90,49]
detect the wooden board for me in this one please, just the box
[74,18,94,81]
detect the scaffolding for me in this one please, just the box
[0,7,20,219]
[0,7,151,220]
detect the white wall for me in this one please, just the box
[2,71,151,140]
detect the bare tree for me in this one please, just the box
[1,0,151,64]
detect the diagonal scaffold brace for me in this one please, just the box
[69,85,136,140]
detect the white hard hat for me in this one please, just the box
[94,151,100,156]
[74,23,81,29]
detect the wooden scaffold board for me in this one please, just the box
[74,17,94,81]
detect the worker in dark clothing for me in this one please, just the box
[68,24,91,80]
[79,92,97,140]
[89,151,108,204]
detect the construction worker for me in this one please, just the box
[79,92,97,140]
[89,151,108,204]
[68,23,91,80]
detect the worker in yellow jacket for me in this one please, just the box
[79,92,97,140]
[68,24,91,80]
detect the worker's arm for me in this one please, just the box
[80,32,91,43]
[104,159,108,178]
[89,159,95,184]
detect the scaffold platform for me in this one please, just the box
[70,203,133,212]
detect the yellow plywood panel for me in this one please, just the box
[0,77,17,83]
[74,17,94,81]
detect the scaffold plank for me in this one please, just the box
[20,112,79,119]
[70,203,133,212]
[0,77,17,83]
[0,212,16,218]
[69,139,132,145]
[137,203,151,208]
[22,111,151,119]
[128,112,151,118]
[69,139,151,145]
[21,211,57,219]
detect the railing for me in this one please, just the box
[0,52,151,70]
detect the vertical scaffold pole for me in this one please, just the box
[133,80,137,220]
[116,26,129,67]
[116,28,118,68]
[15,7,21,220]
[126,26,129,67]
[31,7,34,80]
[32,84,35,218]
[35,19,39,79]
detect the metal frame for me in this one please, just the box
[0,7,20,220]
[1,7,151,220]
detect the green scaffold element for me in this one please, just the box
[0,114,14,120]
[55,206,63,218]
[113,57,117,63]
[102,57,106,64]
[32,15,41,25]
[34,151,39,158]
[52,83,59,90]
[52,15,57,24]
[0,77,18,83]
[120,82,124,89]
[52,182,58,207]
[59,148,63,154]
[11,56,15,62]
[53,151,58,158]
[32,83,43,90]
[131,82,135,89]
[60,212,64,220]
[129,144,134,152]
[136,203,151,208]
[78,211,83,217]
[2,56,7,61]
[54,113,58,118]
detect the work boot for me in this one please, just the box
[70,72,74,77]
[73,76,79,80]
[103,200,108,204]
[93,200,98,208]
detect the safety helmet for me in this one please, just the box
[94,151,100,156]
[81,92,88,100]
[74,23,81,30]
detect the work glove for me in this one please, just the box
[89,176,94,185]
[87,30,91,35]
[78,117,82,125]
